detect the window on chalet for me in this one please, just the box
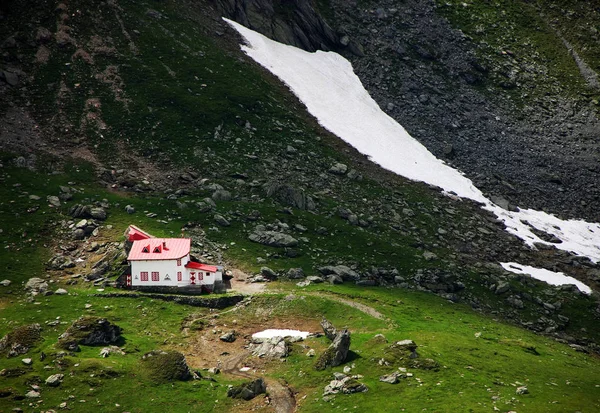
[198,273,203,280]
[142,245,150,253]
[140,272,149,281]
[177,259,181,266]
[151,272,159,281]
[153,246,162,253]
[177,271,182,281]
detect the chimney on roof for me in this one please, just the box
[163,241,168,250]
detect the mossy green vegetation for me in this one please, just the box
[140,349,191,383]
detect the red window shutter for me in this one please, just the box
[177,259,181,266]
[141,272,149,281]
[177,271,182,281]
[151,272,159,281]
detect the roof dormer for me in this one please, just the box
[142,245,150,253]
[153,245,162,253]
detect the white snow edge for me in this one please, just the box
[252,329,311,340]
[501,262,591,294]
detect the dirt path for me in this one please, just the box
[311,292,387,320]
[228,269,267,294]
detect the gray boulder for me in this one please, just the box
[260,267,277,279]
[227,378,267,400]
[212,189,232,202]
[379,371,406,384]
[25,278,48,294]
[47,195,61,207]
[315,329,351,370]
[264,182,315,210]
[286,268,305,279]
[249,230,298,247]
[250,336,289,358]
[219,331,236,343]
[318,265,360,281]
[323,374,368,395]
[58,317,122,351]
[329,163,348,175]
[90,207,107,220]
[213,214,231,227]
[320,318,337,341]
[45,373,64,387]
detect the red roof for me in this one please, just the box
[185,262,218,272]
[128,238,191,261]
[126,225,154,242]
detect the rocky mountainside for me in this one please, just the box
[1,0,600,411]
[219,0,600,222]
[0,0,599,347]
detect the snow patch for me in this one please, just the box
[252,329,310,340]
[501,262,591,294]
[225,18,600,267]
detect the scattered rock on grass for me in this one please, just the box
[516,386,529,395]
[315,319,351,371]
[219,331,236,343]
[45,373,64,387]
[227,378,266,400]
[323,373,367,396]
[57,317,121,351]
[24,278,48,295]
[379,371,406,384]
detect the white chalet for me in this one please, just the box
[125,225,222,292]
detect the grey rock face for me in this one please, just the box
[323,374,368,395]
[248,229,298,247]
[264,182,315,210]
[286,268,305,279]
[318,265,360,281]
[213,213,231,226]
[219,331,237,343]
[379,371,406,384]
[227,378,267,400]
[212,189,232,201]
[25,278,48,294]
[45,373,64,387]
[217,0,341,53]
[315,329,351,370]
[328,163,348,175]
[250,336,289,358]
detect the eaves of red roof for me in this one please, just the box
[185,262,218,272]
[126,225,154,242]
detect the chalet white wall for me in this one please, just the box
[131,254,190,286]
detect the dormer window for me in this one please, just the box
[142,245,150,253]
[153,245,162,253]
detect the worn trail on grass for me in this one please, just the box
[310,292,387,320]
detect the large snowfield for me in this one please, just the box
[226,19,596,291]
